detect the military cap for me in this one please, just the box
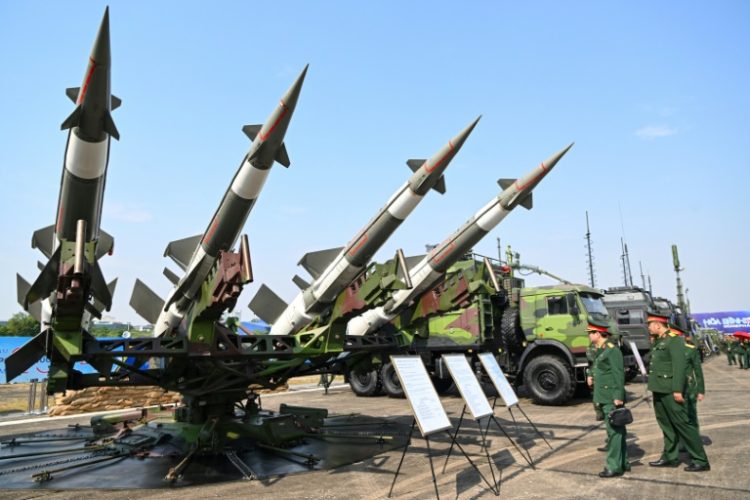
[646,311,670,324]
[587,317,611,335]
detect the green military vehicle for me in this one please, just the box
[346,253,618,405]
[602,286,655,379]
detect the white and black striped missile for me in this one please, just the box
[131,66,308,336]
[251,117,481,336]
[346,142,573,337]
[23,7,119,315]
[7,8,120,382]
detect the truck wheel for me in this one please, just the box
[624,366,639,382]
[523,355,576,405]
[431,376,454,395]
[500,308,524,353]
[381,363,405,398]
[348,368,383,397]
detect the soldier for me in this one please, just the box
[737,337,747,369]
[683,333,705,431]
[726,337,737,366]
[743,338,750,370]
[586,340,605,421]
[588,318,629,478]
[647,312,710,472]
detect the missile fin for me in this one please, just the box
[406,159,426,172]
[433,175,446,194]
[403,254,427,272]
[91,278,118,315]
[298,247,344,279]
[31,225,56,259]
[4,329,52,382]
[275,143,291,167]
[60,105,82,130]
[65,87,80,103]
[242,124,262,141]
[292,274,310,290]
[96,229,115,259]
[519,192,533,210]
[90,261,113,311]
[25,247,61,308]
[497,178,516,190]
[16,274,42,322]
[130,279,165,324]
[164,234,202,271]
[111,94,122,110]
[102,110,119,140]
[163,267,180,285]
[248,284,288,325]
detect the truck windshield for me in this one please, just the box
[580,293,610,320]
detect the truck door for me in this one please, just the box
[534,293,588,352]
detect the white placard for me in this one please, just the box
[390,356,452,436]
[628,341,647,376]
[478,353,519,408]
[442,355,493,420]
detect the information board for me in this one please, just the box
[442,355,493,420]
[628,341,648,376]
[390,355,452,436]
[478,352,519,408]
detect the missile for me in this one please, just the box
[131,65,308,336]
[6,8,120,382]
[346,142,573,337]
[251,117,481,336]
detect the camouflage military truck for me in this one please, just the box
[345,253,619,405]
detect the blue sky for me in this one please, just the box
[0,1,748,324]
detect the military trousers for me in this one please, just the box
[745,352,750,369]
[727,352,736,365]
[652,392,709,466]
[686,395,699,430]
[601,402,629,473]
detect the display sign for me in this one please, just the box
[692,311,750,334]
[478,352,519,408]
[628,341,647,376]
[390,355,452,436]
[442,355,492,420]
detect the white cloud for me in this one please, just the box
[107,203,153,223]
[634,125,677,140]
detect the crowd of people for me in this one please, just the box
[586,311,709,478]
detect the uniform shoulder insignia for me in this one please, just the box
[607,342,614,348]
[668,332,678,337]
[686,344,695,349]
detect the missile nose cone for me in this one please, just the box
[281,64,309,111]
[451,115,481,150]
[90,7,112,65]
[541,142,574,172]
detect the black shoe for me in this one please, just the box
[649,459,679,467]
[684,463,711,472]
[597,446,608,452]
[599,469,623,478]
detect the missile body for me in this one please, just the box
[24,8,119,315]
[142,66,308,336]
[346,143,573,337]
[7,9,120,383]
[260,118,480,336]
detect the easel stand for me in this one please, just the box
[441,405,499,494]
[388,418,498,498]
[483,397,553,467]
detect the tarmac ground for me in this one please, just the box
[0,355,748,499]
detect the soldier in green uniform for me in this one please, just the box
[588,319,629,478]
[683,333,705,431]
[737,337,747,369]
[586,341,605,421]
[647,312,710,472]
[743,338,750,370]
[726,337,737,366]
